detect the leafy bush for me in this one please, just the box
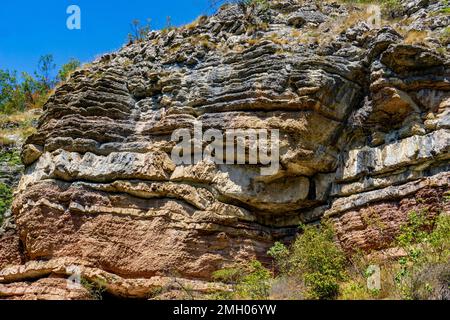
[0,70,45,114]
[210,207,450,300]
[269,222,347,299]
[211,260,272,299]
[267,241,289,272]
[57,58,81,83]
[237,260,272,299]
[212,267,243,284]
[0,70,25,114]
[339,280,372,300]
[1,55,79,114]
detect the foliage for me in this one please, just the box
[280,222,348,299]
[36,54,56,90]
[211,260,272,300]
[267,241,289,272]
[394,211,450,299]
[268,222,348,300]
[0,70,25,114]
[80,278,107,300]
[338,208,450,300]
[267,241,289,263]
[444,191,450,203]
[0,183,13,225]
[0,69,44,114]
[396,210,433,249]
[0,149,22,226]
[20,71,47,109]
[1,55,77,114]
[57,58,81,83]
[338,252,397,300]
[0,149,22,166]
[212,267,243,284]
[339,280,372,300]
[236,260,272,299]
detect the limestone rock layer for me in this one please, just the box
[1,0,449,299]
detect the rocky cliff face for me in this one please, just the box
[0,0,449,299]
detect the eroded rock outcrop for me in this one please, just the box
[1,0,449,299]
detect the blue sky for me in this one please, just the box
[0,0,217,77]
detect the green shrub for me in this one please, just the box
[339,209,450,300]
[0,70,25,114]
[396,210,433,249]
[236,260,272,299]
[212,267,243,284]
[440,0,450,14]
[57,58,81,83]
[1,55,77,114]
[212,203,449,301]
[288,222,347,299]
[267,241,290,273]
[211,260,272,300]
[303,272,342,299]
[269,222,347,300]
[80,278,107,300]
[339,280,372,300]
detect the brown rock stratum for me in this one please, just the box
[1,0,449,299]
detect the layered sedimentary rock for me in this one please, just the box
[1,0,449,299]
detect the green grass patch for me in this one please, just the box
[0,149,22,166]
[0,182,13,225]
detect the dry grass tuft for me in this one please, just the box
[404,30,429,45]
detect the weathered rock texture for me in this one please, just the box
[1,0,449,299]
